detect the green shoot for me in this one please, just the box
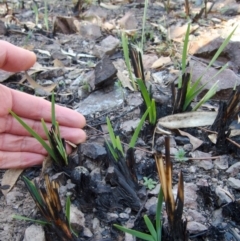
[12,215,49,225]
[137,79,156,125]
[114,187,163,241]
[10,111,57,161]
[178,22,191,89]
[10,92,68,165]
[179,23,237,111]
[129,107,150,148]
[66,196,78,237]
[106,117,124,160]
[32,1,39,25]
[141,0,149,50]
[121,32,137,91]
[143,177,157,190]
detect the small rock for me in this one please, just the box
[188,165,197,173]
[82,142,107,159]
[77,23,102,40]
[6,190,24,205]
[83,227,93,238]
[23,224,45,241]
[149,183,161,195]
[211,208,223,226]
[70,204,85,233]
[215,186,233,206]
[77,86,124,116]
[94,35,120,58]
[145,196,158,210]
[119,213,129,219]
[118,11,138,30]
[187,209,206,223]
[228,177,240,190]
[107,213,118,222]
[187,221,207,234]
[121,119,140,133]
[183,144,193,152]
[214,155,229,170]
[192,151,213,170]
[226,162,240,176]
[94,56,117,87]
[125,233,136,241]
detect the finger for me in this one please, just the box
[0,40,36,72]
[0,151,45,169]
[0,114,87,144]
[0,133,47,155]
[0,134,73,155]
[10,86,86,128]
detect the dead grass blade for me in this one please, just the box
[155,137,187,240]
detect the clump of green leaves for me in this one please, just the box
[143,177,158,190]
[106,106,151,161]
[176,23,237,112]
[174,148,188,162]
[10,92,68,166]
[114,188,163,241]
[13,175,77,240]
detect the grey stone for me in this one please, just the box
[214,155,229,170]
[77,86,124,116]
[23,224,45,241]
[6,190,24,205]
[118,11,138,30]
[82,142,107,159]
[94,35,120,58]
[187,209,206,223]
[215,187,233,206]
[145,196,158,210]
[107,213,118,222]
[77,23,102,40]
[94,56,117,88]
[83,227,93,238]
[187,221,207,234]
[192,151,213,170]
[70,204,85,233]
[226,162,240,176]
[119,213,129,219]
[228,177,240,190]
[121,119,140,133]
[211,208,223,226]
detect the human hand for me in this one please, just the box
[0,40,86,168]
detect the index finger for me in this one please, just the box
[0,40,36,72]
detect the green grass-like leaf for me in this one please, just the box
[106,117,117,149]
[114,224,155,241]
[129,107,150,148]
[192,80,219,111]
[10,111,56,161]
[122,32,137,90]
[65,196,78,237]
[141,0,149,50]
[179,22,191,88]
[12,215,49,225]
[144,215,157,240]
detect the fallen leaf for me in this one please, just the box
[36,49,51,57]
[100,2,120,9]
[0,70,14,82]
[151,56,171,69]
[53,59,65,67]
[117,70,134,91]
[157,111,217,129]
[178,129,203,151]
[25,71,57,93]
[1,169,24,196]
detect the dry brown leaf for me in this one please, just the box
[178,129,203,151]
[25,71,57,93]
[1,169,24,196]
[117,70,134,91]
[151,56,171,69]
[53,59,65,67]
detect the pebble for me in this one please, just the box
[119,213,130,219]
[228,177,240,190]
[145,196,158,210]
[187,221,207,234]
[23,224,45,241]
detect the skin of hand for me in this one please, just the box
[0,40,86,169]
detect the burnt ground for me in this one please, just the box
[1,0,240,240]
